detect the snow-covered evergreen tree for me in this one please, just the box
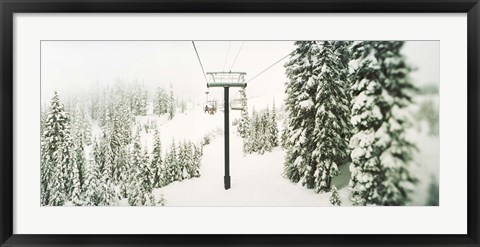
[130,82,148,116]
[168,84,176,120]
[283,41,321,188]
[329,185,341,206]
[151,129,164,187]
[280,115,289,149]
[237,88,249,138]
[128,131,144,206]
[41,91,75,206]
[191,143,202,178]
[71,134,86,205]
[142,148,153,192]
[153,86,169,116]
[97,132,118,206]
[128,130,144,206]
[349,41,417,206]
[312,41,352,193]
[259,108,272,154]
[156,192,167,206]
[83,159,100,206]
[177,141,190,180]
[269,99,279,147]
[166,140,181,182]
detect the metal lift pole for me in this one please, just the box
[206,71,245,190]
[224,87,231,190]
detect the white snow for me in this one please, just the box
[149,103,352,206]
[147,92,438,207]
[156,132,352,206]
[299,99,314,109]
[85,92,437,207]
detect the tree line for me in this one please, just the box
[235,89,280,155]
[41,82,203,206]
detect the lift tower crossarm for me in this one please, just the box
[207,83,246,88]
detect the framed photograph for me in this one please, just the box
[1,0,479,246]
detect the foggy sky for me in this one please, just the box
[41,41,439,104]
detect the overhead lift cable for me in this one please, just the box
[222,41,232,72]
[231,51,292,100]
[192,41,209,84]
[230,41,245,71]
[246,52,291,84]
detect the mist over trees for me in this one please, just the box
[41,81,204,206]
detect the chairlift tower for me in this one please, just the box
[207,71,246,190]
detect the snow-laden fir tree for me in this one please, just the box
[156,192,167,206]
[189,142,201,178]
[283,41,322,188]
[260,107,273,154]
[40,105,48,134]
[130,142,157,206]
[280,115,289,149]
[83,159,100,206]
[245,108,259,153]
[142,148,153,192]
[114,146,130,197]
[97,132,119,206]
[191,143,202,178]
[41,91,75,206]
[269,99,279,147]
[128,130,145,206]
[130,82,148,116]
[166,140,181,182]
[71,133,86,205]
[151,129,164,187]
[349,41,417,206]
[153,86,169,116]
[252,109,265,153]
[99,98,112,128]
[168,84,176,120]
[237,88,249,139]
[312,41,352,193]
[329,185,341,206]
[143,191,158,206]
[178,141,190,180]
[71,105,92,146]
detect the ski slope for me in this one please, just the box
[150,98,438,206]
[149,103,351,206]
[155,131,352,206]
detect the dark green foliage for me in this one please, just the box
[283,41,352,192]
[283,41,321,189]
[312,41,352,193]
[349,41,417,206]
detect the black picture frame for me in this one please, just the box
[1,0,479,246]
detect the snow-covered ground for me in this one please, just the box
[144,94,439,207]
[155,129,352,206]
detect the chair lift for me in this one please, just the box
[204,91,217,115]
[204,100,217,115]
[230,97,243,111]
